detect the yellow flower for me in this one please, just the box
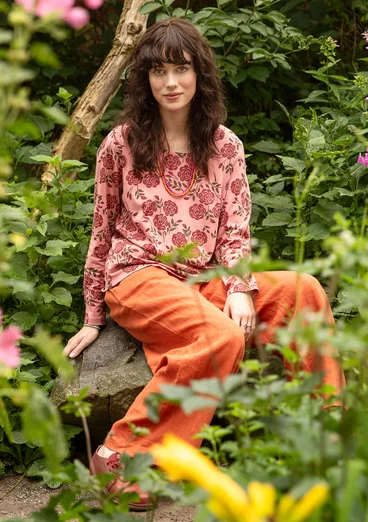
[151,433,257,522]
[150,434,329,522]
[9,233,26,246]
[248,482,276,519]
[279,483,330,522]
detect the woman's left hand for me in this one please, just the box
[223,291,256,339]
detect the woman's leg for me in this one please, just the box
[253,271,346,394]
[104,267,245,455]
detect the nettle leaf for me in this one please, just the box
[121,452,154,480]
[140,2,162,15]
[51,272,80,285]
[23,387,68,472]
[246,65,270,82]
[50,287,73,306]
[306,223,330,240]
[252,193,294,210]
[10,311,38,331]
[35,239,77,256]
[277,156,306,173]
[262,212,293,226]
[181,396,218,415]
[252,140,280,153]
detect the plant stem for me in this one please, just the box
[78,406,93,473]
[184,0,190,19]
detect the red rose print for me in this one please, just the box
[84,274,93,287]
[143,173,160,188]
[125,219,137,232]
[143,243,157,256]
[229,239,242,249]
[199,189,215,205]
[213,203,221,218]
[102,153,114,170]
[163,200,178,216]
[219,210,229,228]
[112,172,122,188]
[94,212,103,228]
[91,288,102,299]
[214,128,225,141]
[232,283,247,293]
[231,179,242,196]
[172,232,187,247]
[164,154,181,170]
[189,203,206,220]
[106,194,118,209]
[132,229,145,241]
[178,165,192,181]
[94,244,109,259]
[120,155,127,168]
[123,266,137,273]
[221,143,237,159]
[241,191,250,207]
[191,230,207,245]
[100,168,106,184]
[142,200,157,216]
[153,214,168,230]
[113,240,125,254]
[126,170,141,186]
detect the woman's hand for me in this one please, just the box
[63,326,100,359]
[223,291,256,339]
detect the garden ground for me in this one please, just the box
[0,475,196,521]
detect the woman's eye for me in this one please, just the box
[177,66,188,73]
[153,69,164,76]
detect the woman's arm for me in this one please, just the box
[214,139,258,335]
[63,129,123,358]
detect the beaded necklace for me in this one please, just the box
[158,154,196,198]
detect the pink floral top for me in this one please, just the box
[84,124,258,325]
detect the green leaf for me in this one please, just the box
[121,452,154,480]
[160,384,193,401]
[181,396,218,414]
[38,105,69,125]
[252,140,280,153]
[30,42,60,68]
[246,66,270,82]
[0,29,12,44]
[277,156,306,173]
[50,287,73,306]
[35,239,77,256]
[306,223,330,240]
[190,378,224,398]
[30,154,54,163]
[252,193,294,211]
[140,2,162,15]
[51,272,80,285]
[10,311,38,331]
[0,400,13,442]
[250,21,269,36]
[23,387,68,472]
[262,213,293,226]
[26,327,74,381]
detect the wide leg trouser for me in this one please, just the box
[104,268,345,455]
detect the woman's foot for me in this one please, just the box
[89,445,154,511]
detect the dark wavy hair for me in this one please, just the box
[119,18,227,175]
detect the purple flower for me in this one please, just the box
[357,149,368,167]
[0,310,21,368]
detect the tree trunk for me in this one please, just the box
[42,0,149,184]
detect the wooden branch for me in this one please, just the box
[42,0,150,184]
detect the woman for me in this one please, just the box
[63,19,345,510]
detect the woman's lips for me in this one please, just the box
[164,93,181,100]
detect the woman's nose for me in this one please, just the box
[166,71,178,88]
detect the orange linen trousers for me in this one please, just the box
[104,267,345,455]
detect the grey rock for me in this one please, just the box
[51,317,152,446]
[52,318,284,447]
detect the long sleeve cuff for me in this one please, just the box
[223,274,258,296]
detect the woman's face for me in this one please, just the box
[148,51,197,117]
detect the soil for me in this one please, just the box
[0,475,196,522]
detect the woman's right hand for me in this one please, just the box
[63,326,100,359]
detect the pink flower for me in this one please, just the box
[366,97,368,102]
[15,0,74,16]
[84,0,104,8]
[0,312,21,368]
[15,0,92,30]
[63,7,90,29]
[358,149,368,167]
